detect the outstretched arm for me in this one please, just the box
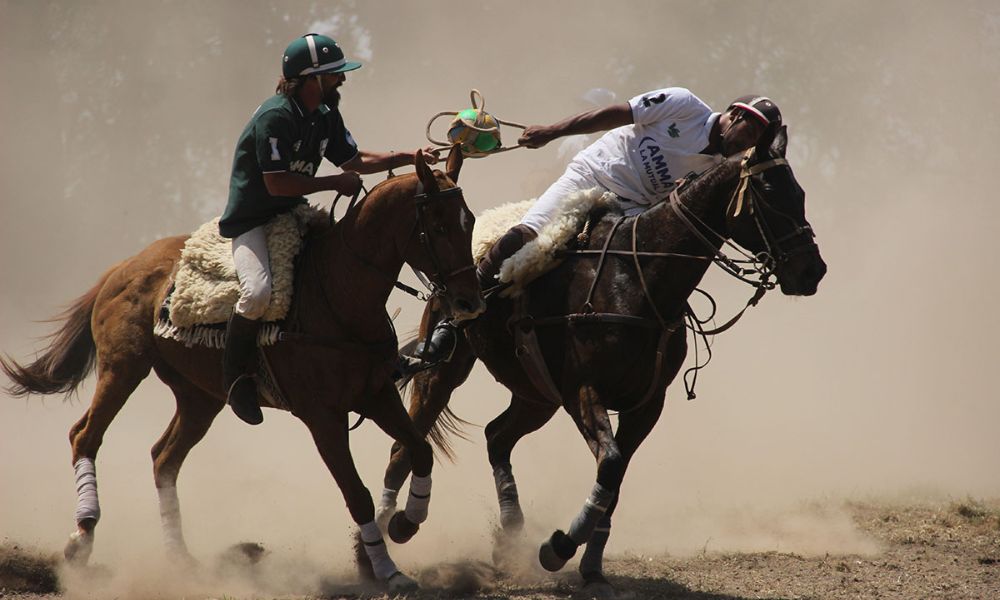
[340,147,441,174]
[518,103,633,149]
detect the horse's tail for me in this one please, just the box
[397,337,472,462]
[1,267,115,398]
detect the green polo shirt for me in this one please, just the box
[219,94,359,238]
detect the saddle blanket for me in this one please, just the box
[472,187,618,296]
[153,204,325,348]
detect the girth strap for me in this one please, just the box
[509,293,683,413]
[510,294,564,405]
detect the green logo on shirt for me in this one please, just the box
[668,123,680,138]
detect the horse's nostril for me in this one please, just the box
[455,299,474,313]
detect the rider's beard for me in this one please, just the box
[323,87,341,108]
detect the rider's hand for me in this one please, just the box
[336,171,363,196]
[418,146,441,165]
[518,126,555,149]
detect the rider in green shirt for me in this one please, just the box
[220,33,439,425]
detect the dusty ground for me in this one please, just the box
[2,498,998,600]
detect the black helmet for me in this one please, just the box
[727,95,782,130]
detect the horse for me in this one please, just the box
[376,127,827,595]
[1,148,483,592]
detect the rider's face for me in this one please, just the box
[720,110,766,156]
[318,72,346,107]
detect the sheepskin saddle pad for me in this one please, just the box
[154,204,326,348]
[472,187,619,297]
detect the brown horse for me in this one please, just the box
[378,127,827,595]
[1,148,483,592]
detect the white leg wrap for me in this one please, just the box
[376,488,399,531]
[404,475,431,524]
[156,486,187,554]
[73,458,101,524]
[359,521,399,581]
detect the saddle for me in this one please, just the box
[472,188,618,297]
[154,205,326,349]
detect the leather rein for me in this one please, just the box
[510,148,812,406]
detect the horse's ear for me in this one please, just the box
[414,147,439,193]
[445,143,463,184]
[771,125,788,158]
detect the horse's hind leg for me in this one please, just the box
[65,355,153,565]
[379,334,476,529]
[150,365,225,564]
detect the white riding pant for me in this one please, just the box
[232,226,272,320]
[520,163,649,234]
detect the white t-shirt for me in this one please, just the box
[571,87,723,204]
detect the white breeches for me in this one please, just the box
[232,226,272,320]
[520,163,649,233]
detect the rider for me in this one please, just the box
[219,33,440,425]
[414,88,781,363]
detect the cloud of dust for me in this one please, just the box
[2,1,998,594]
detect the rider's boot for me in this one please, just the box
[476,224,536,290]
[222,311,263,425]
[414,319,459,364]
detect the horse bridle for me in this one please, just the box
[411,184,478,296]
[669,147,816,287]
[728,148,818,269]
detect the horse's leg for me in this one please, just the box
[300,406,418,592]
[378,334,476,530]
[576,334,685,593]
[150,365,225,564]
[538,385,625,574]
[485,397,559,549]
[65,356,152,565]
[578,396,665,593]
[366,384,438,546]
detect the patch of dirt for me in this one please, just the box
[3,499,998,599]
[0,542,60,595]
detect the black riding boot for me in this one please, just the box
[477,224,536,289]
[222,311,263,425]
[414,319,458,363]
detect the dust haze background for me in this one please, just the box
[2,0,998,587]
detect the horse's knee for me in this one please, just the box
[236,285,271,320]
[596,447,625,490]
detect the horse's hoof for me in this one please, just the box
[386,570,419,592]
[387,511,420,544]
[64,530,94,566]
[538,529,576,572]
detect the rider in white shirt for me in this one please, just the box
[413,90,782,364]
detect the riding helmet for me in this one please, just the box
[727,95,782,129]
[282,33,362,79]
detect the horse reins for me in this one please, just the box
[517,148,810,404]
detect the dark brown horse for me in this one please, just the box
[1,148,482,592]
[378,127,827,595]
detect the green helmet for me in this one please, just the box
[282,33,362,79]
